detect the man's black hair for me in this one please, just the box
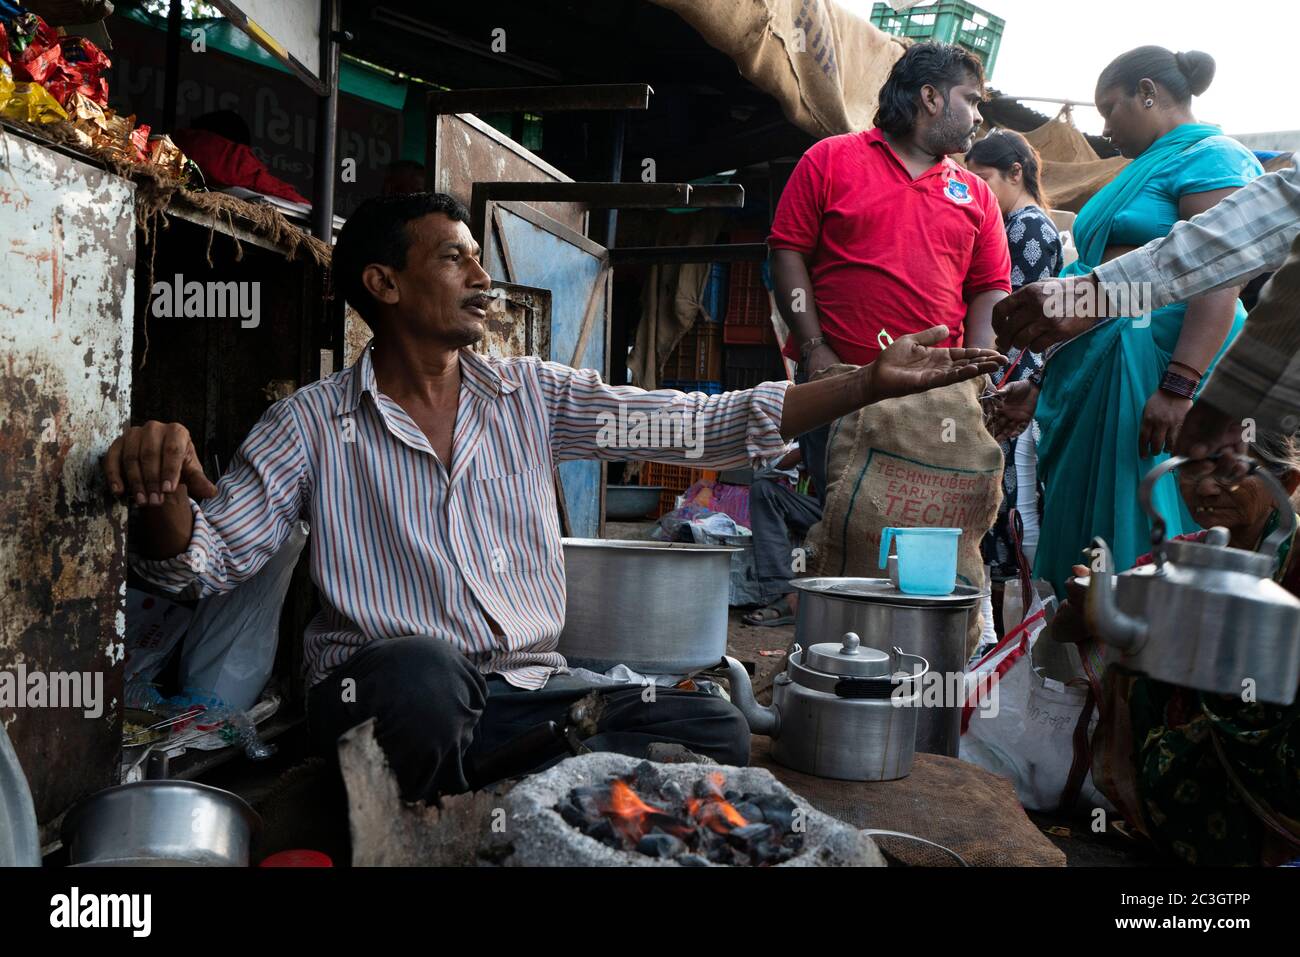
[332,191,471,325]
[873,42,986,138]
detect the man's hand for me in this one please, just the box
[993,274,1102,354]
[987,378,1039,442]
[1138,390,1193,459]
[802,342,843,378]
[1173,399,1249,479]
[103,421,218,505]
[864,324,1006,402]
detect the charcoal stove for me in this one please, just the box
[484,753,884,867]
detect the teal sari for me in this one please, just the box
[1034,124,1248,595]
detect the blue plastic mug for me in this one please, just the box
[878,527,962,596]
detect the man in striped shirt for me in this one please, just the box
[105,192,1003,802]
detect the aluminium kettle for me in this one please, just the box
[725,633,928,781]
[1084,456,1300,704]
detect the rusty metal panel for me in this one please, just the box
[476,282,552,362]
[431,112,588,236]
[0,131,134,830]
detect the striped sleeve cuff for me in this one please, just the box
[129,499,218,600]
[1093,247,1176,313]
[745,379,793,465]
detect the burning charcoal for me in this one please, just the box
[659,780,686,806]
[732,800,763,823]
[629,761,665,793]
[677,853,710,867]
[728,822,775,845]
[748,793,798,833]
[583,816,620,849]
[637,830,687,859]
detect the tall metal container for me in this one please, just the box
[559,539,738,673]
[791,578,983,756]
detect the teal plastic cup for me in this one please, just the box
[878,527,962,596]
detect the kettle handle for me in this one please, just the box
[1251,459,1298,573]
[1138,456,1186,570]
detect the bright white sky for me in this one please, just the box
[836,0,1298,136]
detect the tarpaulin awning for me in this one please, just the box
[648,0,906,137]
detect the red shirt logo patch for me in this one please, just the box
[944,178,973,205]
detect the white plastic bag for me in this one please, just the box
[178,522,309,711]
[124,588,194,684]
[960,592,1112,813]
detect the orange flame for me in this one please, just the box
[686,772,748,834]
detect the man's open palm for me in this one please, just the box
[870,325,1006,401]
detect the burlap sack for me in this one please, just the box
[648,0,906,137]
[1021,114,1130,213]
[807,372,1003,653]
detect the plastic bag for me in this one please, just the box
[960,592,1112,813]
[178,522,309,711]
[123,588,195,685]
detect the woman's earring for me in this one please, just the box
[1144,98,1154,108]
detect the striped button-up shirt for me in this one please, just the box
[1094,157,1300,430]
[133,346,791,689]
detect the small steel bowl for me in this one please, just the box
[61,780,261,867]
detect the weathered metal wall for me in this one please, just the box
[432,112,588,236]
[0,132,135,828]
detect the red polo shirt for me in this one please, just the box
[769,128,1011,365]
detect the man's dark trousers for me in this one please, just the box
[308,636,750,802]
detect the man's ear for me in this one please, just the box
[918,83,943,117]
[361,264,400,308]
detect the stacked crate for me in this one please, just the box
[638,462,719,518]
[661,320,723,394]
[722,259,777,346]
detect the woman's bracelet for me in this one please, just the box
[1027,367,1044,389]
[1168,359,1205,380]
[1160,369,1199,400]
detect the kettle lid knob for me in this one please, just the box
[840,632,861,655]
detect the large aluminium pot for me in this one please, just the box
[791,578,983,757]
[559,538,739,673]
[61,780,261,867]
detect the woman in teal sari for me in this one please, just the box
[1009,47,1264,595]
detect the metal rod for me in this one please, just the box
[311,0,341,242]
[991,95,1096,108]
[603,111,626,248]
[427,84,652,116]
[685,184,746,208]
[609,243,769,266]
[476,182,692,207]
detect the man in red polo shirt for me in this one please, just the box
[770,42,1011,504]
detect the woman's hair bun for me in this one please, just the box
[1174,50,1216,97]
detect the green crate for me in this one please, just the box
[870,1,1005,78]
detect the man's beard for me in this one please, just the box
[924,101,978,156]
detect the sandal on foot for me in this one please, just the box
[743,598,795,627]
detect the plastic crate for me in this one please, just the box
[661,380,723,395]
[663,321,722,381]
[722,260,777,345]
[869,1,1005,77]
[724,343,786,391]
[701,263,729,323]
[637,462,719,518]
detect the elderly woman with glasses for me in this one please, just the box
[1053,432,1300,865]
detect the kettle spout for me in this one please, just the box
[1082,537,1147,652]
[722,656,780,736]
